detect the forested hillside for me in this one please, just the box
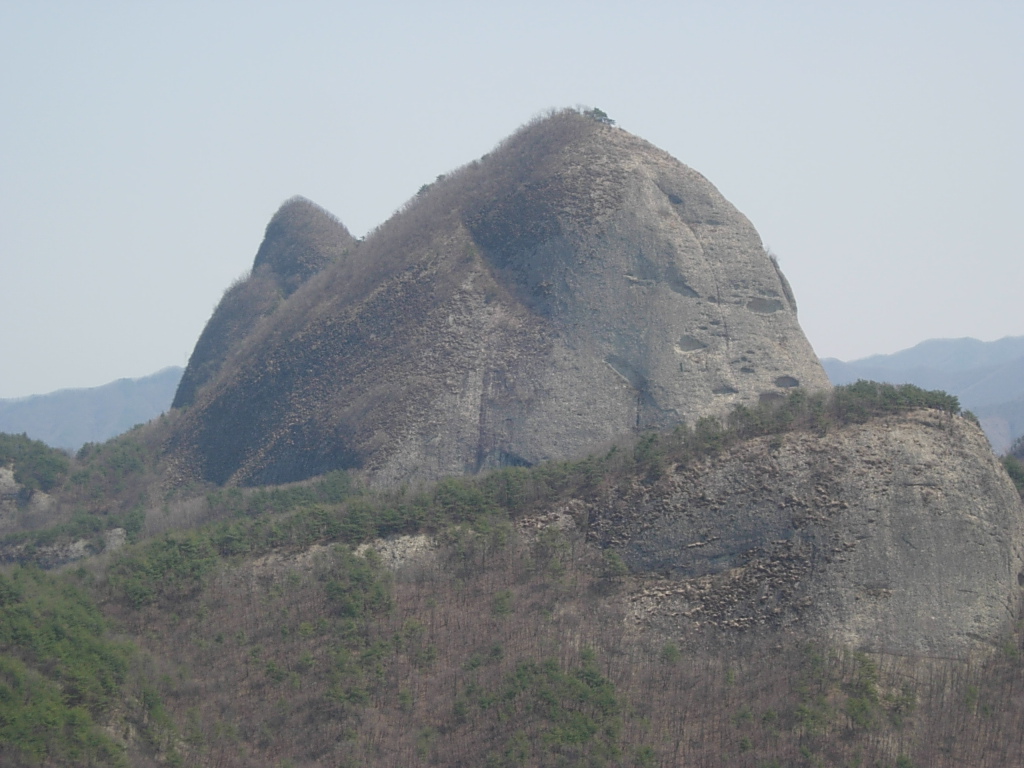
[2,384,1024,766]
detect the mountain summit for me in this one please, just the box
[172,196,355,409]
[169,109,830,487]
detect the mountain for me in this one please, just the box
[172,196,356,409]
[168,109,830,488]
[3,111,1024,766]
[0,366,182,451]
[822,336,1024,452]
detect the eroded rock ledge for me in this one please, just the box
[580,411,1024,657]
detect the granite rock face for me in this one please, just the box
[168,111,830,487]
[588,410,1024,656]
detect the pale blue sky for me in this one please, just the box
[2,1,1021,398]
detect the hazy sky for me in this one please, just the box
[2,1,1021,398]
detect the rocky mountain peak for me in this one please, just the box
[171,197,355,409]
[168,109,831,486]
[251,195,355,296]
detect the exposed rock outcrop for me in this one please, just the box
[0,465,20,520]
[168,110,830,487]
[585,410,1024,657]
[0,465,57,539]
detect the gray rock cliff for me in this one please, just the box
[589,410,1024,656]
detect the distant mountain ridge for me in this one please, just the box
[172,196,355,409]
[0,367,182,451]
[822,336,1024,452]
[827,336,1024,375]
